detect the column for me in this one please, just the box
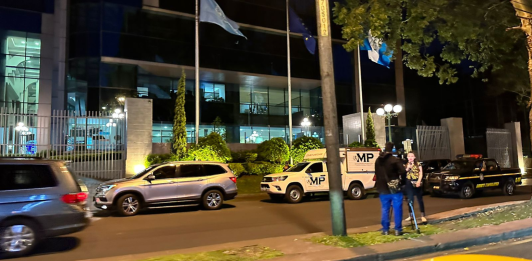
[505,122,525,171]
[125,98,153,177]
[441,117,465,159]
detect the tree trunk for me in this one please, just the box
[512,0,532,148]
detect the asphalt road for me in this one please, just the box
[13,186,532,261]
[398,236,532,260]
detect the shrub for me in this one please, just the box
[257,138,290,164]
[245,152,258,163]
[144,154,176,167]
[197,132,231,162]
[182,145,227,162]
[228,163,246,177]
[349,141,364,148]
[364,139,380,148]
[244,162,283,175]
[291,136,323,164]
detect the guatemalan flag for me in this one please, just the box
[360,30,392,68]
[289,7,316,55]
[200,0,247,39]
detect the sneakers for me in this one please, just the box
[421,216,428,224]
[405,216,412,222]
[395,230,403,236]
[382,230,389,235]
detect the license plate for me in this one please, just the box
[433,186,440,190]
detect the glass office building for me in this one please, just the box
[67,0,359,143]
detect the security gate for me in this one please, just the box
[0,108,126,180]
[416,126,451,161]
[486,128,512,168]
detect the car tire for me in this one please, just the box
[460,183,475,199]
[202,190,224,210]
[0,219,40,258]
[269,194,284,202]
[503,179,516,196]
[347,183,366,200]
[285,185,304,204]
[116,194,142,216]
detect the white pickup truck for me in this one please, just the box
[260,148,380,203]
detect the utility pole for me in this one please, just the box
[315,0,347,236]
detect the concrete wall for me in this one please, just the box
[441,118,465,158]
[125,98,153,177]
[153,143,172,154]
[342,113,385,148]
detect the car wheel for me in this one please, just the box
[347,183,366,200]
[269,194,284,202]
[203,190,224,210]
[503,179,516,196]
[117,194,141,216]
[460,183,475,199]
[285,185,304,204]
[0,219,40,258]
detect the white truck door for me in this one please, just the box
[304,162,328,192]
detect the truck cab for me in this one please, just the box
[260,148,379,203]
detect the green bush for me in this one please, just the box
[231,151,246,163]
[364,139,380,148]
[228,163,246,177]
[182,145,227,162]
[244,162,283,175]
[144,153,176,167]
[349,141,364,148]
[197,132,232,162]
[257,138,290,164]
[291,136,323,164]
[245,152,258,163]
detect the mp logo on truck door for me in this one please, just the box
[307,176,326,186]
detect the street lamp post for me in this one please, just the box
[301,117,311,136]
[376,104,402,143]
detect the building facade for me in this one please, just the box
[67,0,361,144]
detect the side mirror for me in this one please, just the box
[306,169,312,174]
[146,174,155,182]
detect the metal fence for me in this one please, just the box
[0,108,126,180]
[416,126,451,161]
[486,128,512,168]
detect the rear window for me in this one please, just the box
[203,165,227,176]
[0,164,57,191]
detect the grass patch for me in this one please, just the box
[140,246,282,261]
[312,201,532,249]
[441,200,532,230]
[237,175,264,194]
[311,225,446,248]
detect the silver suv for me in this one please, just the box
[93,162,238,216]
[0,159,89,258]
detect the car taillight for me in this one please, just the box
[373,174,376,182]
[62,192,88,204]
[230,177,237,184]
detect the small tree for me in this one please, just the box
[212,116,227,141]
[365,108,376,142]
[197,132,232,162]
[291,137,323,164]
[173,70,187,158]
[257,138,290,164]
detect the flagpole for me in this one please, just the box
[286,0,293,159]
[195,0,200,145]
[355,46,365,143]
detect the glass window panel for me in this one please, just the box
[269,87,286,106]
[253,86,268,105]
[240,126,252,143]
[291,89,301,107]
[240,103,252,114]
[269,106,285,116]
[240,85,251,103]
[301,90,310,108]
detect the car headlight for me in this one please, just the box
[272,176,288,182]
[444,176,460,181]
[99,185,116,193]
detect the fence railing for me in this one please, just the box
[416,126,451,161]
[486,128,512,168]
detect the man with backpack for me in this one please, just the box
[375,142,407,236]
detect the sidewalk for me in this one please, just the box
[79,200,532,261]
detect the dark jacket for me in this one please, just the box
[375,152,407,194]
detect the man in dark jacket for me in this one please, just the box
[375,142,406,235]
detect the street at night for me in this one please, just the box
[12,187,531,261]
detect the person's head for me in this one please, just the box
[407,152,418,165]
[385,142,394,153]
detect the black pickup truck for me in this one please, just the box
[428,157,522,199]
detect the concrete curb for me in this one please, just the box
[344,226,532,261]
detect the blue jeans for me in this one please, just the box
[380,192,403,232]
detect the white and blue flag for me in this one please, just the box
[200,0,247,39]
[360,30,392,68]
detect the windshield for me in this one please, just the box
[286,162,310,172]
[129,165,158,179]
[442,161,475,171]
